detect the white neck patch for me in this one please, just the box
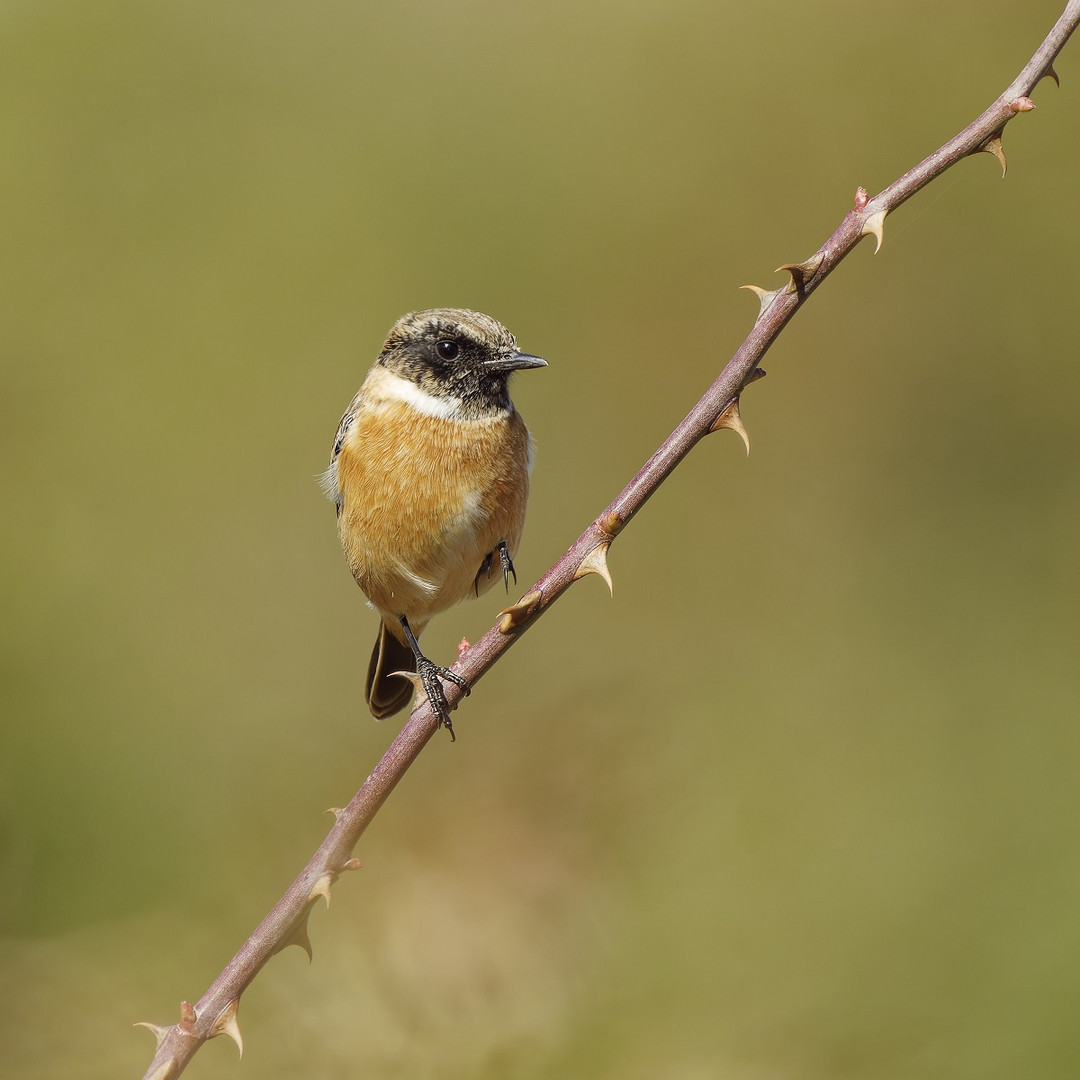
[375,370,461,419]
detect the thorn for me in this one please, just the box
[325,807,343,820]
[573,542,613,596]
[775,253,823,295]
[146,1062,178,1080]
[1009,96,1036,113]
[457,637,470,659]
[498,589,542,633]
[291,920,314,961]
[739,283,783,320]
[978,134,1008,177]
[340,858,363,872]
[853,186,869,211]
[178,1001,197,1036]
[709,397,751,455]
[745,367,767,387]
[276,914,314,961]
[1045,64,1060,88]
[861,209,887,253]
[134,1022,171,1050]
[309,873,333,909]
[388,669,421,695]
[209,999,244,1059]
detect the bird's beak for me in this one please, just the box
[485,350,547,373]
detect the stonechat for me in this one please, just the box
[321,308,545,739]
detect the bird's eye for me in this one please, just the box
[435,340,459,361]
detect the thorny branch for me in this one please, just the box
[139,4,1080,1077]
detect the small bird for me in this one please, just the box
[321,308,546,739]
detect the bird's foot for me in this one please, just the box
[397,614,470,740]
[497,540,517,591]
[414,657,470,741]
[474,540,517,596]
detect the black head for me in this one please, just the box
[378,308,546,417]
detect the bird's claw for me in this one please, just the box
[415,657,470,741]
[497,540,517,591]
[474,540,517,596]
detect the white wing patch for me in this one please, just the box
[395,563,439,597]
[317,459,340,502]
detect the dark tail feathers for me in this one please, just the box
[366,622,416,719]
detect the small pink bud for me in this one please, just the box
[854,186,869,210]
[457,638,470,658]
[1010,96,1036,112]
[178,1001,197,1034]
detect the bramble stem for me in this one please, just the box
[140,5,1080,1077]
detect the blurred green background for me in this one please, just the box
[3,1,1079,1077]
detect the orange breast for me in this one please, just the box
[335,399,531,627]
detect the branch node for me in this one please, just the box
[861,209,888,253]
[598,509,626,538]
[498,589,542,633]
[340,857,363,872]
[573,542,614,596]
[208,998,244,1059]
[1010,95,1036,112]
[177,1001,197,1036]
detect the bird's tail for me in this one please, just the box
[366,622,417,719]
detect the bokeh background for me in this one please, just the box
[3,1,1079,1077]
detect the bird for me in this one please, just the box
[321,308,546,739]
